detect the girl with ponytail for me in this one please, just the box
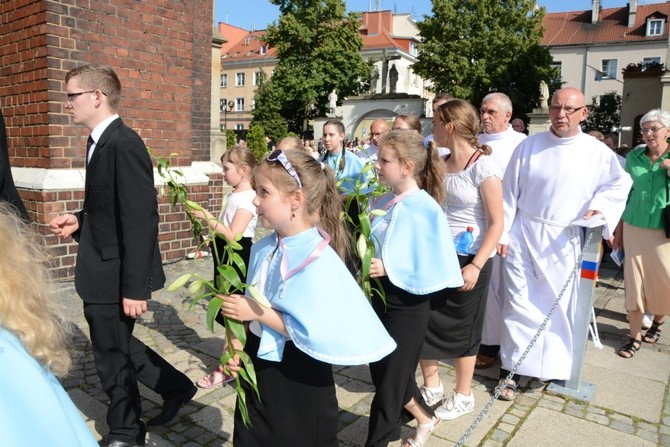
[219,149,395,446]
[419,99,504,421]
[320,120,368,197]
[365,130,463,447]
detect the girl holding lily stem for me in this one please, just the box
[220,149,395,446]
[366,130,463,447]
[191,147,258,389]
[419,99,504,418]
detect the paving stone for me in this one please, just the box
[55,260,670,447]
[637,429,659,443]
[610,420,636,434]
[585,413,610,425]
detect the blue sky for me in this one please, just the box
[214,1,639,30]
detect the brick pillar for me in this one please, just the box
[0,0,221,279]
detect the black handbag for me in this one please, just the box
[664,176,670,238]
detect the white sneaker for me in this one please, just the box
[435,390,474,420]
[420,382,444,407]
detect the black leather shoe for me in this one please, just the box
[98,435,145,447]
[146,385,197,426]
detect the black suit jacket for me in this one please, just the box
[0,109,29,222]
[73,117,165,304]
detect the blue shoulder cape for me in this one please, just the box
[0,329,98,446]
[246,227,396,364]
[372,189,464,294]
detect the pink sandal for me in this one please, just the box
[196,365,234,389]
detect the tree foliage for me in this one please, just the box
[414,0,559,118]
[583,92,622,134]
[246,124,269,162]
[251,71,288,143]
[251,0,370,135]
[225,129,237,149]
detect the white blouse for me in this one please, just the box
[443,154,502,255]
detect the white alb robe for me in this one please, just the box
[478,125,527,346]
[500,130,631,380]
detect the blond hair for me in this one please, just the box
[378,130,446,204]
[65,64,122,110]
[277,136,304,152]
[256,150,351,260]
[221,146,258,171]
[436,99,492,155]
[0,203,72,377]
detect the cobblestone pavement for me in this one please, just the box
[58,254,670,446]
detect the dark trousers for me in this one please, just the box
[84,302,193,443]
[366,278,435,447]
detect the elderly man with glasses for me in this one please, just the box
[494,87,632,401]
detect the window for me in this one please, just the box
[253,71,263,86]
[235,124,244,131]
[260,45,267,55]
[251,98,256,110]
[601,59,618,79]
[643,57,662,66]
[647,18,664,36]
[409,42,418,56]
[219,99,225,111]
[235,97,245,111]
[236,72,245,86]
[550,61,563,80]
[220,74,227,88]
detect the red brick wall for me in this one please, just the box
[0,0,217,278]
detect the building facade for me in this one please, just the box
[217,10,429,136]
[542,0,670,102]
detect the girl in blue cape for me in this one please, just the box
[0,202,97,446]
[366,130,463,447]
[320,119,369,196]
[220,149,396,447]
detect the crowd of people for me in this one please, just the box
[1,63,667,447]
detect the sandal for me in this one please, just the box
[497,378,517,401]
[475,354,496,369]
[642,321,663,344]
[617,337,641,358]
[196,365,234,389]
[402,416,439,447]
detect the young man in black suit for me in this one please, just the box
[0,108,29,222]
[50,64,196,447]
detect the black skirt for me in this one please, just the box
[366,277,435,446]
[233,333,338,447]
[422,254,492,359]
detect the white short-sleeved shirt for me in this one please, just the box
[219,189,258,238]
[443,154,502,255]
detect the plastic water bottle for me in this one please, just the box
[454,226,474,256]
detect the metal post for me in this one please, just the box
[546,225,602,401]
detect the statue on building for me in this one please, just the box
[539,80,549,110]
[328,90,338,117]
[389,64,398,94]
[370,67,379,94]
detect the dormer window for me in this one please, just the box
[647,18,664,36]
[409,42,418,56]
[260,45,267,55]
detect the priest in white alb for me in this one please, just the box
[496,87,632,400]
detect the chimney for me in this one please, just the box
[592,0,601,24]
[628,0,637,28]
